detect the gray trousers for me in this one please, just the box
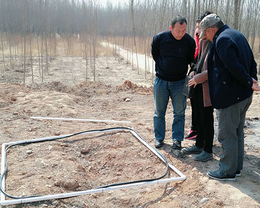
[217,96,252,175]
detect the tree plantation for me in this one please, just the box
[0,0,259,84]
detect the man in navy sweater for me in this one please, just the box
[151,15,195,150]
[199,14,260,180]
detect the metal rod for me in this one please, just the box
[1,144,6,204]
[31,117,131,124]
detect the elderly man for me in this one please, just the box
[199,14,260,180]
[151,15,195,150]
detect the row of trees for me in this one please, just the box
[0,0,259,85]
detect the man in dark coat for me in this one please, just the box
[200,14,260,180]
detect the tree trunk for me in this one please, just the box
[37,35,42,79]
[249,0,260,51]
[224,0,230,25]
[130,0,140,74]
[29,34,34,84]
[41,36,44,82]
[7,33,13,69]
[84,40,88,81]
[1,33,5,69]
[23,35,26,85]
[233,0,241,30]
[92,37,96,81]
[45,31,48,72]
[238,0,245,31]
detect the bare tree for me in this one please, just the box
[249,0,260,50]
[0,32,5,69]
[92,3,98,81]
[82,1,90,81]
[238,0,245,31]
[244,2,252,40]
[22,0,28,85]
[130,0,140,73]
[233,0,241,30]
[1,0,260,87]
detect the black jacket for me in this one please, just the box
[151,30,195,81]
[207,25,257,109]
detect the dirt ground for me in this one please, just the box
[0,54,259,208]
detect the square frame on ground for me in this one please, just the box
[1,127,186,206]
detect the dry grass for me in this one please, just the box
[0,34,115,58]
[108,36,153,55]
[252,36,260,58]
[1,33,259,62]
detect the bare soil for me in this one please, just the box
[0,54,259,208]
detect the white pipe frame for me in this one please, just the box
[31,117,131,124]
[1,127,186,206]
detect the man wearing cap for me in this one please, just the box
[151,15,195,150]
[199,14,260,180]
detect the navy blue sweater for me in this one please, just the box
[208,25,258,109]
[151,31,195,81]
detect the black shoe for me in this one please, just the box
[182,145,202,154]
[172,140,182,150]
[155,140,164,148]
[207,170,236,181]
[194,150,213,162]
[236,171,241,177]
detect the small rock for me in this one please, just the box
[39,204,48,208]
[54,180,79,190]
[10,97,17,101]
[201,198,209,204]
[26,150,33,154]
[81,149,90,154]
[91,193,98,198]
[124,97,131,102]
[63,180,80,190]
[52,201,58,205]
[53,131,60,136]
[54,180,62,186]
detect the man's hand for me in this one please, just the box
[252,78,260,91]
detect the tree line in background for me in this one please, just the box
[0,0,259,85]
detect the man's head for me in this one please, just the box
[169,15,187,40]
[199,14,224,42]
[195,11,212,36]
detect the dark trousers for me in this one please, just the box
[190,97,198,132]
[217,96,252,174]
[193,85,214,153]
